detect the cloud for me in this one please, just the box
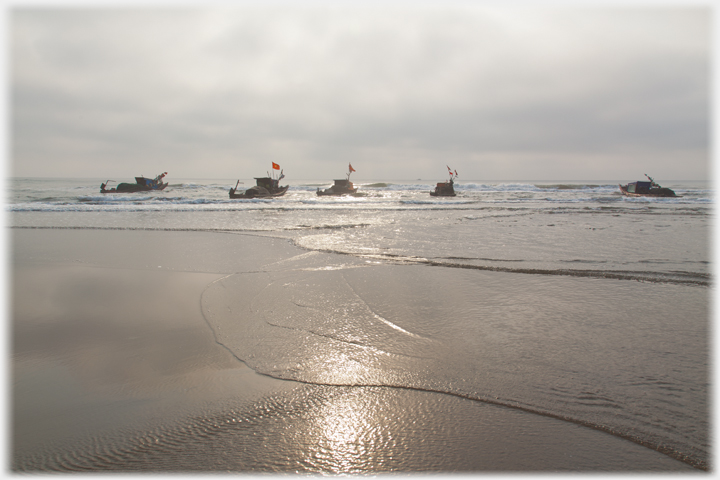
[11,5,710,180]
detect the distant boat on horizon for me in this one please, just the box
[230,164,287,198]
[101,172,168,193]
[430,166,458,197]
[317,163,360,196]
[619,174,678,198]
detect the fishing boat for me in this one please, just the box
[229,177,288,198]
[430,166,458,196]
[230,164,288,198]
[101,172,168,193]
[317,163,359,196]
[619,175,678,197]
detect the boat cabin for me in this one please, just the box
[255,177,280,191]
[625,181,652,194]
[430,179,456,196]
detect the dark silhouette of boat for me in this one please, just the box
[229,177,289,198]
[430,166,458,196]
[101,172,168,193]
[619,175,677,197]
[230,164,288,198]
[317,164,359,196]
[317,178,359,196]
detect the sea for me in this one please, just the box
[7,176,712,470]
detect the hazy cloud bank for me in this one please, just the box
[11,5,710,180]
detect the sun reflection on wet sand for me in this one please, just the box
[302,389,380,474]
[314,351,372,386]
[204,253,709,471]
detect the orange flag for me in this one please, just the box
[349,163,356,172]
[272,162,280,170]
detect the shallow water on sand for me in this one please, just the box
[15,383,698,473]
[202,254,708,469]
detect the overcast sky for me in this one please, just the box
[9,3,712,181]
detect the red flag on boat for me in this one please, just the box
[349,163,356,172]
[272,162,280,170]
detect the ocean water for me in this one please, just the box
[9,177,710,283]
[8,176,711,470]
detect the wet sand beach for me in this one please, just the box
[11,228,701,472]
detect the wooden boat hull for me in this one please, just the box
[229,185,288,199]
[101,181,168,193]
[316,187,359,196]
[619,184,677,197]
